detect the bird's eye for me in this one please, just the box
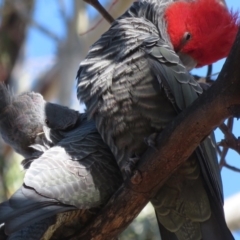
[45,119,49,125]
[184,32,192,42]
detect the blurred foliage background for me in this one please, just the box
[0,0,239,239]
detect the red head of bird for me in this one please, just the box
[165,0,239,67]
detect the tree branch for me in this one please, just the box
[70,27,240,240]
[218,120,240,154]
[83,0,115,23]
[80,0,118,36]
[224,163,240,173]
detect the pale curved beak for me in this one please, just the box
[178,52,197,71]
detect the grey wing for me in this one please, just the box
[144,37,202,110]
[145,33,227,238]
[24,144,120,209]
[142,34,223,204]
[24,119,122,209]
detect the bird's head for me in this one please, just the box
[44,103,79,131]
[165,0,239,68]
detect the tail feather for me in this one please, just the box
[0,224,7,240]
[7,217,56,240]
[156,209,234,240]
[0,188,75,235]
[5,205,73,235]
[155,212,178,240]
[200,203,234,240]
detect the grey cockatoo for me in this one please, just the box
[77,0,238,239]
[0,84,122,239]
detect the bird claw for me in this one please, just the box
[144,132,159,151]
[124,154,140,177]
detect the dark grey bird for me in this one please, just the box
[77,0,237,239]
[0,85,122,239]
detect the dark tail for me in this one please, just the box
[0,224,7,240]
[6,217,56,240]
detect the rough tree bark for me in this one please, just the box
[69,27,240,240]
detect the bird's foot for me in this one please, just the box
[144,132,159,151]
[124,154,140,177]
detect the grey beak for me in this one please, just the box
[178,52,197,71]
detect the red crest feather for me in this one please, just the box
[165,0,239,67]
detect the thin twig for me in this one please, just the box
[224,163,240,173]
[218,118,240,170]
[218,120,240,154]
[219,147,228,171]
[227,117,234,131]
[206,64,212,82]
[83,0,115,24]
[216,145,222,156]
[80,0,118,36]
[218,120,232,170]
